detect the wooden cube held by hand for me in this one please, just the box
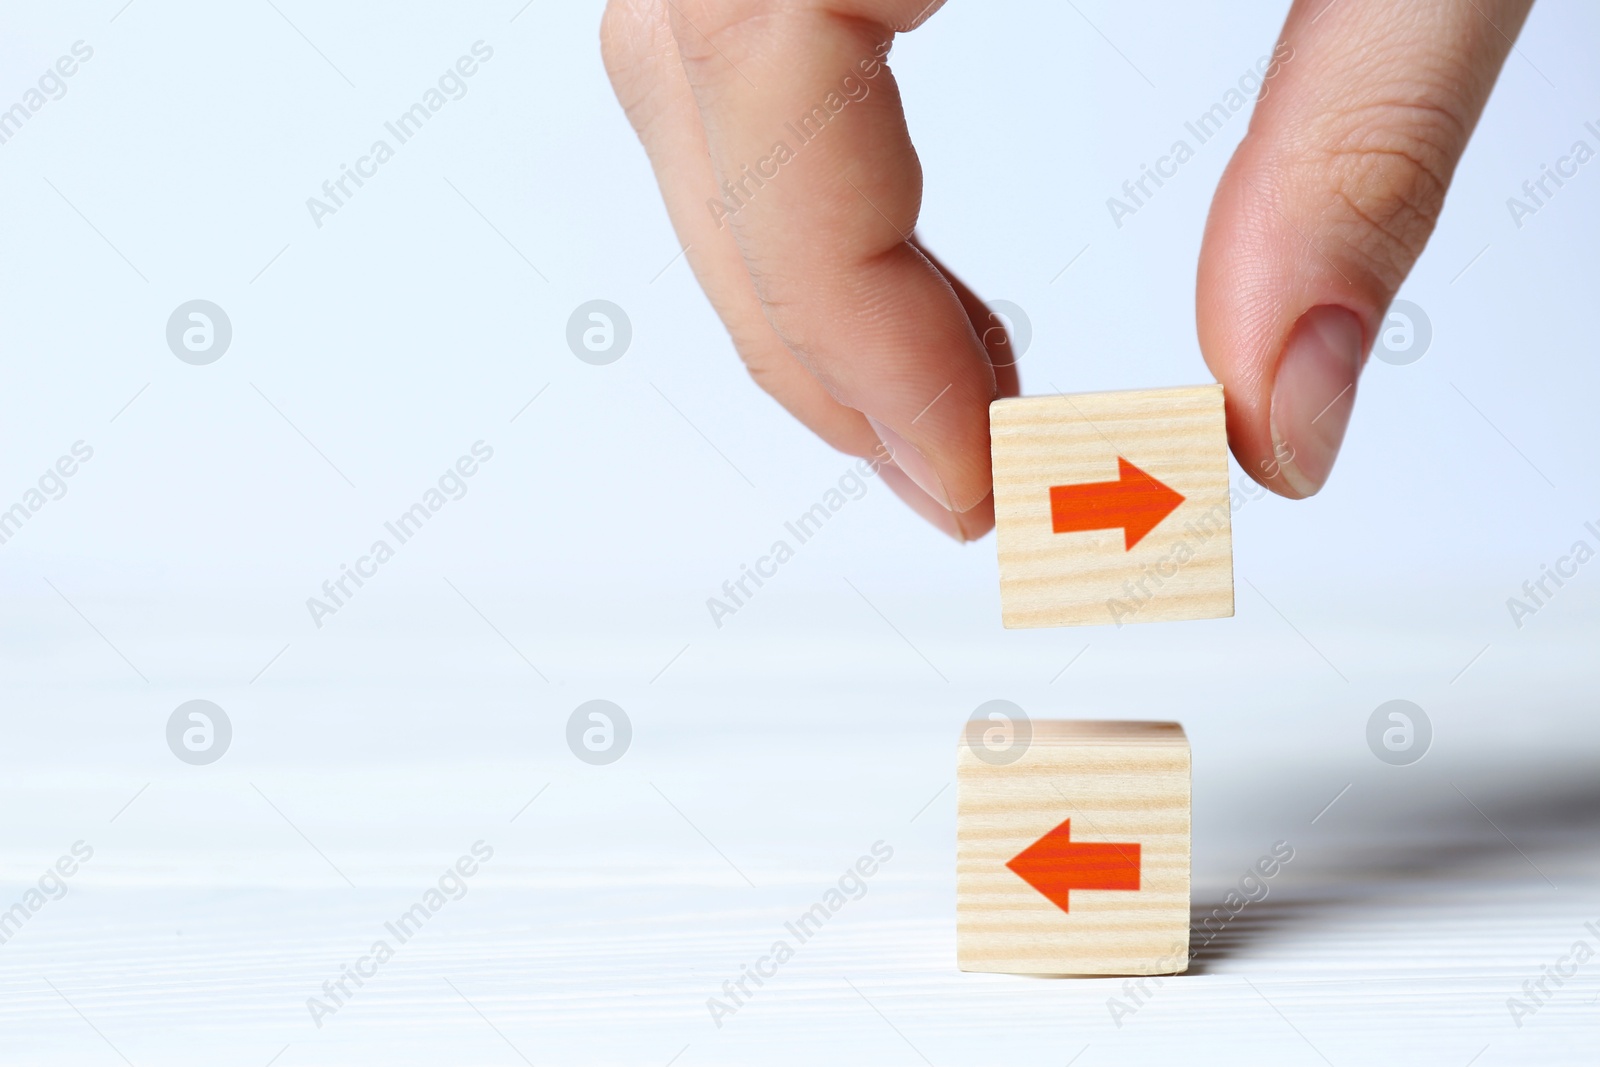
[990,385,1234,629]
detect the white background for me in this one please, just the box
[1,1,1598,1064]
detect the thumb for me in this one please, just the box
[1197,0,1534,497]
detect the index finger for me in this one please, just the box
[666,0,998,514]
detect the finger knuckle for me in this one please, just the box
[600,0,681,130]
[1316,101,1464,288]
[667,0,789,78]
[599,0,667,80]
[691,0,784,35]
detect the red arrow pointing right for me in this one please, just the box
[1048,457,1184,550]
[1005,818,1141,914]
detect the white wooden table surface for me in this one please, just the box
[4,599,1598,1066]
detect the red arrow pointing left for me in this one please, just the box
[1006,818,1140,913]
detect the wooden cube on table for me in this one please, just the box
[957,719,1191,975]
[990,385,1234,629]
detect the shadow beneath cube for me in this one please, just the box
[1184,767,1600,973]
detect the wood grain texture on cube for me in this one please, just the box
[990,385,1233,629]
[957,720,1191,975]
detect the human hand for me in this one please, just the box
[1197,0,1533,497]
[601,0,1533,539]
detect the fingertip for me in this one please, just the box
[879,464,993,543]
[1268,305,1364,497]
[868,416,953,511]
